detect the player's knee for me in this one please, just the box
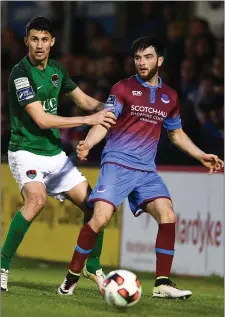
[89,215,108,232]
[25,193,47,215]
[89,208,112,232]
[162,207,176,223]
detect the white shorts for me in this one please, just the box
[8,150,87,201]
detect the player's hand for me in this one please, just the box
[87,109,116,129]
[76,141,90,161]
[199,153,224,174]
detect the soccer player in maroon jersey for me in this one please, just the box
[58,36,223,299]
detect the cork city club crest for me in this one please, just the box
[26,170,37,179]
[51,74,59,87]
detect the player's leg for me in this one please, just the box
[65,181,105,290]
[145,198,192,299]
[130,171,192,299]
[45,151,106,289]
[1,151,48,292]
[1,182,47,291]
[58,201,114,295]
[58,163,135,295]
[146,198,176,279]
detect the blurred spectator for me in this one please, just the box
[188,17,213,39]
[215,38,224,60]
[188,17,215,56]
[195,35,214,66]
[164,21,185,89]
[211,57,224,94]
[198,100,224,158]
[184,37,198,59]
[87,36,114,58]
[179,59,199,102]
[195,77,216,108]
[123,56,135,78]
[161,2,177,25]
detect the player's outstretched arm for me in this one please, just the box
[76,125,108,160]
[67,87,104,112]
[25,101,116,129]
[168,128,224,174]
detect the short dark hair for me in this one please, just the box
[131,36,165,57]
[26,17,53,36]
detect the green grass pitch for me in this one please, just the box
[2,257,223,317]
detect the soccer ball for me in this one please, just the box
[101,269,142,308]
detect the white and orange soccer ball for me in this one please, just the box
[101,269,142,308]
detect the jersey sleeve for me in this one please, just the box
[163,93,182,130]
[9,67,40,107]
[104,82,125,118]
[61,65,77,94]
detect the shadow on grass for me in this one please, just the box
[7,282,133,316]
[10,280,101,296]
[10,280,58,292]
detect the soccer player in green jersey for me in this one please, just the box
[1,17,116,292]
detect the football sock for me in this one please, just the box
[155,277,171,287]
[69,223,99,274]
[83,212,104,274]
[85,231,104,273]
[155,223,175,277]
[67,271,81,283]
[1,211,32,270]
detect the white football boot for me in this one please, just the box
[83,264,105,292]
[152,278,192,299]
[57,272,79,295]
[1,269,9,292]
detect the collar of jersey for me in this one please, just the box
[25,55,48,71]
[135,74,162,89]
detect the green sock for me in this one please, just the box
[83,213,104,273]
[1,211,32,270]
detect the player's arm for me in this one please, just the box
[163,92,223,173]
[67,87,104,112]
[60,64,103,111]
[25,101,116,129]
[76,84,124,160]
[10,68,116,129]
[167,128,224,173]
[76,125,108,160]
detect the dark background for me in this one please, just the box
[1,1,224,166]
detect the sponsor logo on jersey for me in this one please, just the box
[14,77,30,90]
[132,90,142,96]
[130,105,168,124]
[105,95,116,113]
[26,170,37,179]
[97,185,106,193]
[51,74,59,87]
[131,105,167,118]
[161,94,170,104]
[42,98,57,114]
[106,95,116,105]
[16,87,35,102]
